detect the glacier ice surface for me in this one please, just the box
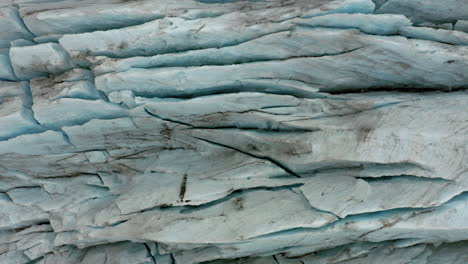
[1,0,468,263]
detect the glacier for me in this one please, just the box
[1,0,468,263]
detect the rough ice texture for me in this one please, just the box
[1,0,468,263]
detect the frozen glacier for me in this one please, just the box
[1,0,468,263]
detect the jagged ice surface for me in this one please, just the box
[1,0,468,263]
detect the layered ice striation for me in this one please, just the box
[1,0,468,263]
